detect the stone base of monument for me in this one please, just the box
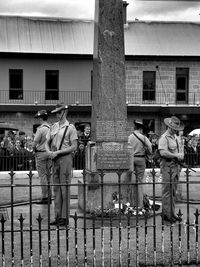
[78,143,199,215]
[78,142,136,213]
[77,141,200,214]
[78,170,135,213]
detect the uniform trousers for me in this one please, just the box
[161,162,180,218]
[52,154,72,219]
[134,157,146,208]
[35,152,52,199]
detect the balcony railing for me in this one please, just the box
[126,91,200,105]
[1,90,200,105]
[0,90,92,105]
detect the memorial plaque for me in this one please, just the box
[97,148,130,170]
[96,121,128,142]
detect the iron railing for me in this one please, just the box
[126,91,200,105]
[0,151,86,171]
[0,167,200,266]
[0,90,92,105]
[1,90,200,105]
[0,151,199,171]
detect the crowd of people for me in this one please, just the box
[0,130,35,171]
[147,130,200,168]
[1,120,200,172]
[0,123,91,172]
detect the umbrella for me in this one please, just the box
[188,129,200,137]
[0,122,18,131]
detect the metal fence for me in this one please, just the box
[0,166,200,266]
[0,151,85,172]
[1,151,200,172]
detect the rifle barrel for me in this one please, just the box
[178,161,196,173]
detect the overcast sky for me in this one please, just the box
[0,0,200,22]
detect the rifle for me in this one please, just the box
[173,159,196,173]
[156,149,196,173]
[153,148,196,173]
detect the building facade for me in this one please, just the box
[0,15,200,137]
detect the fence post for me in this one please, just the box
[18,213,25,267]
[194,208,199,265]
[28,169,34,266]
[185,168,191,264]
[36,213,43,267]
[0,215,6,267]
[9,169,15,267]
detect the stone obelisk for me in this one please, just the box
[92,0,127,144]
[78,0,133,212]
[92,0,129,170]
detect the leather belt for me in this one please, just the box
[163,158,173,162]
[134,155,145,157]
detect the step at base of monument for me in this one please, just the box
[78,171,135,213]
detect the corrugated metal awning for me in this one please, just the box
[0,16,94,55]
[125,21,200,56]
[0,16,200,57]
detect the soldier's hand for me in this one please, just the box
[176,153,184,161]
[49,151,58,159]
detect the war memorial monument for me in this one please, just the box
[78,0,134,212]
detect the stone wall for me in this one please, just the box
[125,60,200,97]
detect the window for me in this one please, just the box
[9,69,23,100]
[176,68,189,104]
[143,71,156,101]
[45,70,59,100]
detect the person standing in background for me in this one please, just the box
[32,110,52,205]
[18,131,26,148]
[13,138,26,170]
[79,124,91,147]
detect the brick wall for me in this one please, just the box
[126,60,200,103]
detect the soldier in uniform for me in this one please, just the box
[33,110,52,204]
[158,116,184,223]
[45,104,78,226]
[128,119,152,211]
